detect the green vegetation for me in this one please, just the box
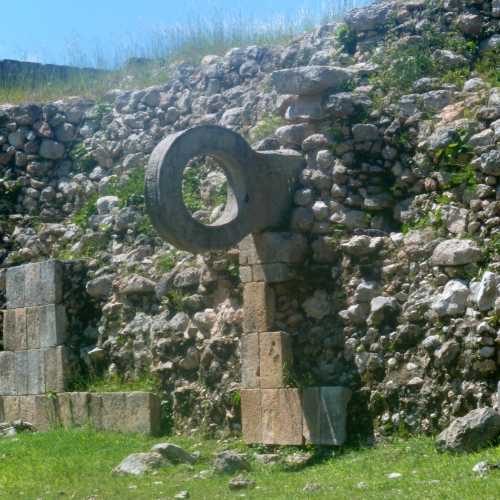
[157,251,178,273]
[336,23,357,54]
[401,208,444,235]
[249,114,285,142]
[0,431,499,499]
[0,179,22,214]
[69,142,98,174]
[72,373,159,393]
[475,49,500,87]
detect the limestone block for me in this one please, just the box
[125,392,162,435]
[5,266,25,309]
[241,389,262,444]
[261,388,303,445]
[15,351,29,395]
[239,233,307,265]
[252,263,291,283]
[100,392,128,431]
[0,396,4,421]
[243,282,275,333]
[27,349,44,395]
[0,351,16,396]
[88,393,104,428]
[18,395,56,431]
[259,331,292,389]
[26,305,67,349]
[302,387,321,443]
[3,308,28,351]
[302,386,351,446]
[43,347,70,393]
[240,333,260,388]
[57,392,91,427]
[7,260,63,309]
[1,395,20,422]
[239,266,253,283]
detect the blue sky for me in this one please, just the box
[0,0,367,67]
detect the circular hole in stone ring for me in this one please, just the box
[145,125,259,253]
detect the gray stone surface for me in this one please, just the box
[113,452,168,476]
[436,408,500,453]
[271,66,351,96]
[151,443,197,464]
[0,352,16,396]
[431,239,483,266]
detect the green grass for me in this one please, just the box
[0,430,499,499]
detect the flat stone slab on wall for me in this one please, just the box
[241,386,351,446]
[0,391,161,435]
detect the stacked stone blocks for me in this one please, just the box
[239,233,351,446]
[0,260,161,435]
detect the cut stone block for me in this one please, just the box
[252,263,291,283]
[243,282,275,333]
[3,308,28,351]
[17,395,56,431]
[239,266,253,283]
[57,392,90,427]
[27,349,44,395]
[259,331,292,389]
[5,266,25,309]
[240,333,260,388]
[302,387,320,443]
[261,388,303,445]
[0,351,16,396]
[26,305,67,349]
[88,393,104,428]
[100,392,127,431]
[43,346,69,393]
[241,389,262,444]
[15,350,29,395]
[318,387,351,446]
[6,260,63,309]
[125,392,162,435]
[239,233,307,265]
[1,395,20,422]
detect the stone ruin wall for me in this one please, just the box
[1,0,500,440]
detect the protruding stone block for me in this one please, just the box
[125,392,162,435]
[240,333,260,388]
[0,351,16,396]
[262,388,303,445]
[6,260,63,309]
[243,282,275,333]
[259,331,292,389]
[43,346,69,393]
[302,386,351,446]
[5,266,25,309]
[241,389,262,444]
[3,308,28,351]
[252,263,291,283]
[239,233,307,266]
[26,305,67,349]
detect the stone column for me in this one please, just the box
[239,232,351,446]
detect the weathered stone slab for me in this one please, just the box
[3,308,27,351]
[318,387,351,446]
[0,351,16,396]
[240,333,260,388]
[43,347,69,393]
[7,260,63,309]
[88,393,104,428]
[100,392,127,431]
[241,389,262,444]
[27,349,44,395]
[252,263,291,283]
[15,351,29,395]
[57,392,90,427]
[5,266,25,309]
[261,388,303,445]
[125,392,162,435]
[239,233,307,266]
[26,305,67,349]
[259,331,292,389]
[24,260,64,307]
[243,282,275,333]
[302,387,321,443]
[1,396,20,422]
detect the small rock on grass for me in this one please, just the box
[283,452,313,469]
[174,491,190,499]
[303,482,321,492]
[228,475,256,490]
[473,461,500,477]
[213,450,250,474]
[254,453,280,465]
[112,452,169,476]
[151,442,198,464]
[387,472,402,479]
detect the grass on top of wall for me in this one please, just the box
[0,1,370,104]
[0,429,499,499]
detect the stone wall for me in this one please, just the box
[0,0,499,439]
